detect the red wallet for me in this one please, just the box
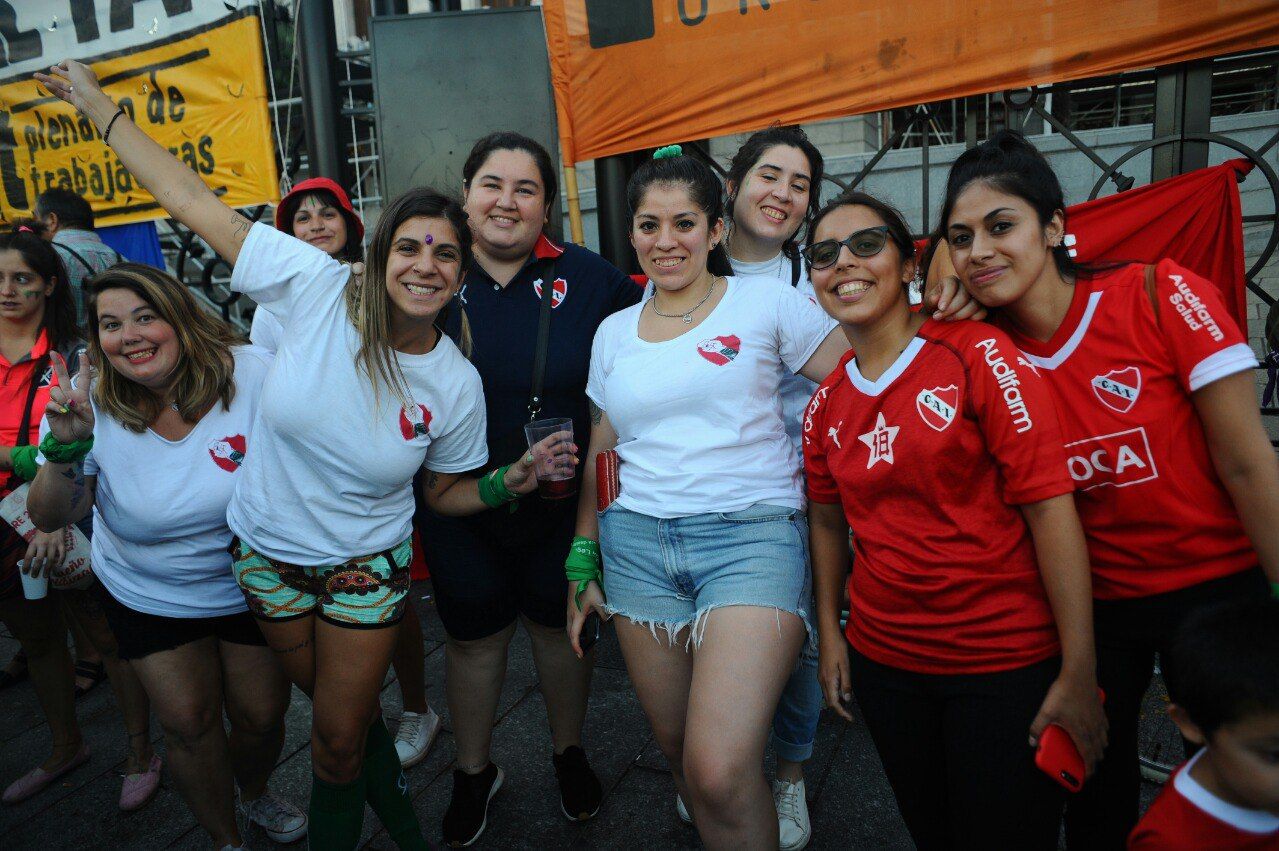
[596,449,620,512]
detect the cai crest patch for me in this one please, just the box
[399,404,433,440]
[209,435,247,472]
[1091,366,1141,414]
[696,334,741,366]
[916,385,958,432]
[532,277,568,308]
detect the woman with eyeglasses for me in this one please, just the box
[803,190,1106,850]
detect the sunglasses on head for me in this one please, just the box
[803,226,892,270]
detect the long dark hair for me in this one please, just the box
[462,131,559,219]
[626,152,734,277]
[351,187,475,404]
[938,130,1079,278]
[0,223,82,350]
[725,126,825,261]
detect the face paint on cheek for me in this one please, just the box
[20,290,42,299]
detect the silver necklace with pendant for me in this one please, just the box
[650,277,717,324]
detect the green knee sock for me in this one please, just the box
[308,773,367,851]
[363,716,430,850]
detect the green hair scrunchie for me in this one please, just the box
[653,144,683,160]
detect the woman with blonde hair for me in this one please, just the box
[34,58,571,850]
[28,264,304,849]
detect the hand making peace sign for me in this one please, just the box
[44,351,94,444]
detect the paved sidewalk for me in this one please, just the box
[1,583,1162,849]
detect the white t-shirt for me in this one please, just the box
[248,306,284,353]
[226,224,489,565]
[588,275,833,518]
[44,345,274,618]
[730,253,835,459]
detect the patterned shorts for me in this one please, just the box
[232,537,412,628]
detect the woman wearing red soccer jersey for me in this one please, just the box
[940,130,1279,851]
[805,190,1107,850]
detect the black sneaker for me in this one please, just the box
[552,745,602,822]
[442,763,503,847]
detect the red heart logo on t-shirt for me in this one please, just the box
[399,404,433,440]
[696,334,741,366]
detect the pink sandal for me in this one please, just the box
[2,745,90,804]
[119,754,162,811]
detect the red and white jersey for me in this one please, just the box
[1128,750,1279,850]
[994,261,1259,600]
[804,319,1073,675]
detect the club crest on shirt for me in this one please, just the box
[532,277,568,308]
[36,364,54,388]
[697,334,741,366]
[208,435,247,472]
[399,404,433,440]
[1091,366,1142,414]
[916,385,958,431]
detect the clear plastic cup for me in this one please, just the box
[523,417,577,500]
[18,561,48,600]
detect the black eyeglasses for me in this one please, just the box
[803,226,892,270]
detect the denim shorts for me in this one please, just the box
[597,502,813,648]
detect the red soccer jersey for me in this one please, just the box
[995,260,1259,600]
[804,319,1073,675]
[1128,751,1279,850]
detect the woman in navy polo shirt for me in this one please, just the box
[421,132,639,846]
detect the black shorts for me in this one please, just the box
[418,495,576,641]
[95,583,268,661]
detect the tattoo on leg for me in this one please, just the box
[274,638,312,654]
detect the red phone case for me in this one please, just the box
[1035,689,1105,793]
[1035,724,1086,792]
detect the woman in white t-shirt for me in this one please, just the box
[27,266,303,849]
[36,60,566,851]
[565,147,848,849]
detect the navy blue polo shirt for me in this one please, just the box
[446,234,641,471]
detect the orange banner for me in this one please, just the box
[543,0,1279,163]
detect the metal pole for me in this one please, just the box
[595,154,637,272]
[297,0,345,182]
[1152,60,1213,182]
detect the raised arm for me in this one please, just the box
[34,60,251,264]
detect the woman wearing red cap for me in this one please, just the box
[251,179,443,770]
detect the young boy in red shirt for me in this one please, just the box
[1129,598,1279,849]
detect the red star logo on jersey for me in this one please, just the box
[858,412,900,469]
[208,434,247,472]
[399,403,433,440]
[1091,366,1142,414]
[697,335,741,366]
[916,385,958,432]
[532,277,568,308]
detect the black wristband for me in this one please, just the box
[101,107,126,145]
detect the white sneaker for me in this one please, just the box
[395,707,442,769]
[773,778,811,851]
[240,789,308,844]
[675,793,693,825]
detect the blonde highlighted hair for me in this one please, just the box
[348,187,473,407]
[86,264,242,433]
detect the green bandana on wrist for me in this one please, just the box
[9,444,39,482]
[38,432,94,465]
[477,464,519,509]
[565,536,602,610]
